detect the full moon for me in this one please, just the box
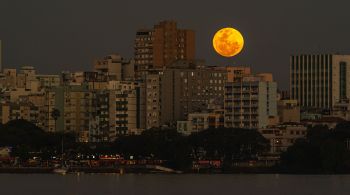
[212,27,244,57]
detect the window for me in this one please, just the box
[340,62,347,99]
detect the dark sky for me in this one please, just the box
[1,0,350,89]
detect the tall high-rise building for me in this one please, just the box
[290,54,350,110]
[141,71,161,129]
[90,90,110,142]
[134,21,195,74]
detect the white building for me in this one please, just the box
[224,73,277,129]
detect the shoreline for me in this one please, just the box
[1,167,350,175]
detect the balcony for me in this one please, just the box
[116,120,128,124]
[116,101,128,105]
[116,107,128,111]
[116,114,128,118]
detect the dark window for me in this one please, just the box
[340,61,347,99]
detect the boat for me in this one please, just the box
[53,167,68,175]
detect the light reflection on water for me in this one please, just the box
[1,174,350,195]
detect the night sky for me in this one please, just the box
[1,0,350,89]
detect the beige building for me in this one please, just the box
[330,99,350,120]
[107,81,145,138]
[224,71,277,129]
[259,123,307,154]
[0,67,60,103]
[0,101,39,126]
[0,69,17,89]
[1,66,60,91]
[0,104,10,124]
[277,99,300,123]
[16,66,40,91]
[226,66,251,82]
[177,110,224,135]
[61,71,109,87]
[36,74,60,89]
[27,93,46,129]
[142,71,161,129]
[44,85,92,142]
[43,81,146,142]
[94,54,134,81]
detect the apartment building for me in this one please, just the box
[134,21,195,74]
[224,72,277,129]
[177,110,224,135]
[160,61,227,125]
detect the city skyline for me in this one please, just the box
[3,1,350,189]
[2,0,350,89]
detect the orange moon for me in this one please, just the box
[213,27,244,57]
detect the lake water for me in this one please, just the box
[1,174,350,195]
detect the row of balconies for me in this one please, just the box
[225,122,258,128]
[225,104,259,109]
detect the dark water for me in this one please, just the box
[1,174,350,195]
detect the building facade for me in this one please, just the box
[0,101,39,126]
[177,110,224,135]
[290,54,350,110]
[259,123,307,154]
[134,21,195,73]
[142,71,161,129]
[94,54,134,81]
[107,81,145,138]
[160,63,227,125]
[224,73,277,129]
[44,85,92,142]
[277,99,300,123]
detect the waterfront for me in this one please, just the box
[1,174,350,195]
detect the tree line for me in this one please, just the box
[0,120,269,170]
[2,119,350,173]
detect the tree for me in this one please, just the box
[280,138,322,173]
[0,119,77,161]
[188,128,269,170]
[280,124,350,173]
